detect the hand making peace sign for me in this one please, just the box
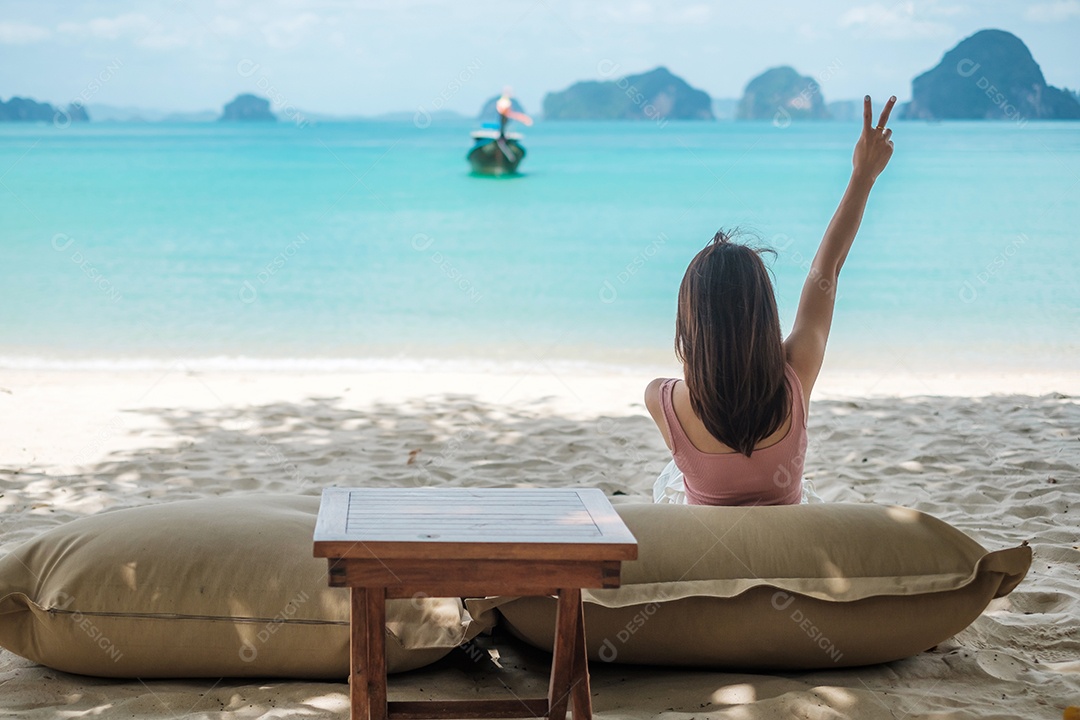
[853,95,896,183]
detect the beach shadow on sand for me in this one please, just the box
[2,391,1079,718]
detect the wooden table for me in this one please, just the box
[313,487,637,720]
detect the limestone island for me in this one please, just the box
[737,67,830,122]
[900,29,1080,121]
[0,97,89,123]
[219,94,277,122]
[542,67,713,121]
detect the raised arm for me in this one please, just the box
[784,95,896,404]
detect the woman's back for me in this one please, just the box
[650,364,807,506]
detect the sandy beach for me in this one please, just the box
[1,364,1078,719]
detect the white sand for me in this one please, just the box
[1,365,1078,719]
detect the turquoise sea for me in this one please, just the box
[1,119,1077,373]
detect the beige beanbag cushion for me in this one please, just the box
[472,503,1030,669]
[0,495,470,678]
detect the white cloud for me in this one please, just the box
[599,1,654,25]
[668,4,711,24]
[1025,0,1080,22]
[137,32,190,50]
[839,2,953,39]
[57,13,190,50]
[261,13,321,49]
[596,1,710,26]
[0,21,52,44]
[59,13,157,41]
[798,22,826,40]
[208,16,246,38]
[925,2,970,18]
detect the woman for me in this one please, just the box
[645,95,896,506]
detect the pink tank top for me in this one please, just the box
[660,364,807,506]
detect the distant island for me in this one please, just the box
[12,32,1080,127]
[900,29,1080,121]
[0,97,89,123]
[737,66,830,121]
[543,66,713,121]
[219,94,276,122]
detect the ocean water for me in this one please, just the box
[1,119,1077,373]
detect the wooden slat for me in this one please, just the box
[387,698,549,719]
[337,534,604,543]
[352,504,583,511]
[346,509,589,515]
[343,522,602,534]
[353,510,580,517]
[315,487,352,550]
[327,558,622,592]
[577,489,639,556]
[348,518,591,526]
[367,588,388,720]
[350,588,369,720]
[343,490,583,500]
[351,498,584,506]
[547,588,580,720]
[345,517,598,523]
[341,528,599,534]
[350,505,583,509]
[343,531,603,539]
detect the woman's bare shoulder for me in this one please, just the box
[644,378,676,451]
[644,378,667,417]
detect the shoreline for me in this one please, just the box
[1,361,1078,395]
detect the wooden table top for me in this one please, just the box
[313,487,637,561]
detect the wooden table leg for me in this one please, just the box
[548,588,580,720]
[570,597,592,719]
[366,587,388,720]
[350,588,370,720]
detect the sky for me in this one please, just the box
[1,0,1078,117]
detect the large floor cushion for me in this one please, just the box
[473,503,1030,669]
[0,495,471,678]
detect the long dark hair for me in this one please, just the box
[675,230,790,456]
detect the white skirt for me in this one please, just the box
[653,459,823,505]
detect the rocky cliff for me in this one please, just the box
[737,66,830,122]
[0,97,89,123]
[219,94,276,122]
[900,29,1080,120]
[543,67,713,121]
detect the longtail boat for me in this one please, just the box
[467,129,526,176]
